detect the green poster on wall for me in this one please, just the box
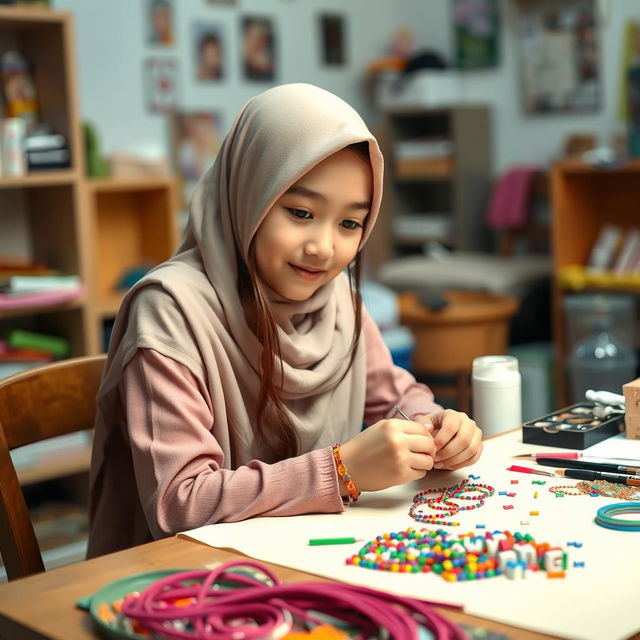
[453,0,500,70]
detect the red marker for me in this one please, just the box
[507,465,556,477]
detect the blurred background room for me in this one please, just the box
[0,0,639,575]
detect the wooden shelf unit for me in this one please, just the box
[84,176,179,354]
[551,159,640,405]
[0,8,179,575]
[16,448,92,487]
[370,105,492,269]
[0,8,90,358]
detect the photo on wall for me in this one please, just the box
[145,0,175,47]
[241,16,276,81]
[319,14,346,66]
[171,111,224,208]
[193,22,225,81]
[516,0,599,114]
[144,57,179,113]
[452,0,499,69]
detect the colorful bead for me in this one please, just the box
[347,527,570,581]
[409,479,495,526]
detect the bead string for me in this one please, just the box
[548,481,640,500]
[409,479,495,526]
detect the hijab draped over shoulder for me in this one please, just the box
[89,84,384,506]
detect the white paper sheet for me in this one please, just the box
[179,430,640,640]
[583,433,640,461]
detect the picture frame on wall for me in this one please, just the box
[319,14,346,66]
[452,0,499,70]
[193,22,225,81]
[146,0,175,47]
[241,16,276,81]
[171,111,224,208]
[516,0,599,114]
[144,57,179,113]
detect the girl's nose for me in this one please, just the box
[304,227,334,259]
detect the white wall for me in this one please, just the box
[53,0,640,173]
[53,0,424,160]
[414,0,640,172]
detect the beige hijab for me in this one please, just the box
[90,84,384,483]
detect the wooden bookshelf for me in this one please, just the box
[84,176,179,353]
[0,8,182,576]
[0,8,90,357]
[551,159,640,405]
[368,105,492,270]
[16,448,92,486]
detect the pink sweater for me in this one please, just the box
[87,312,440,558]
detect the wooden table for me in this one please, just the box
[0,534,566,640]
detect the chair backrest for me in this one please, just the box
[0,354,106,580]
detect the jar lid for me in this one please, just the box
[472,355,519,380]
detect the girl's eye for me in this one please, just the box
[341,219,363,230]
[287,208,311,220]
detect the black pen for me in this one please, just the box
[555,469,640,486]
[537,457,640,475]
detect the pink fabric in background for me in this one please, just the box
[485,165,539,229]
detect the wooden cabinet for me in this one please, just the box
[370,105,492,268]
[550,159,640,404]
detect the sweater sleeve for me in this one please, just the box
[362,308,443,425]
[121,348,345,538]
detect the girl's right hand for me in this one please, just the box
[338,418,436,492]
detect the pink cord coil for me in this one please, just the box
[120,559,466,640]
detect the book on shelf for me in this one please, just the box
[0,256,48,276]
[0,274,80,294]
[394,137,454,159]
[0,342,54,380]
[5,328,69,358]
[10,431,91,470]
[586,224,623,272]
[392,213,453,240]
[612,228,640,275]
[0,283,84,310]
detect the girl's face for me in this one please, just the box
[253,148,372,302]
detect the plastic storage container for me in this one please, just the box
[563,294,637,352]
[472,355,522,438]
[568,324,637,403]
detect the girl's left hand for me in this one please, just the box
[412,409,482,470]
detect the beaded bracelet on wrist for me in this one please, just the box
[332,443,360,502]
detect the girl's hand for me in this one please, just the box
[339,418,436,492]
[413,409,482,471]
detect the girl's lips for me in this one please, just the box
[290,264,325,280]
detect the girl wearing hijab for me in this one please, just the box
[87,84,482,558]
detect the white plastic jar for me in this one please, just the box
[472,355,522,438]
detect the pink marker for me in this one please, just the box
[514,452,581,461]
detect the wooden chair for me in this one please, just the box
[0,355,106,581]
